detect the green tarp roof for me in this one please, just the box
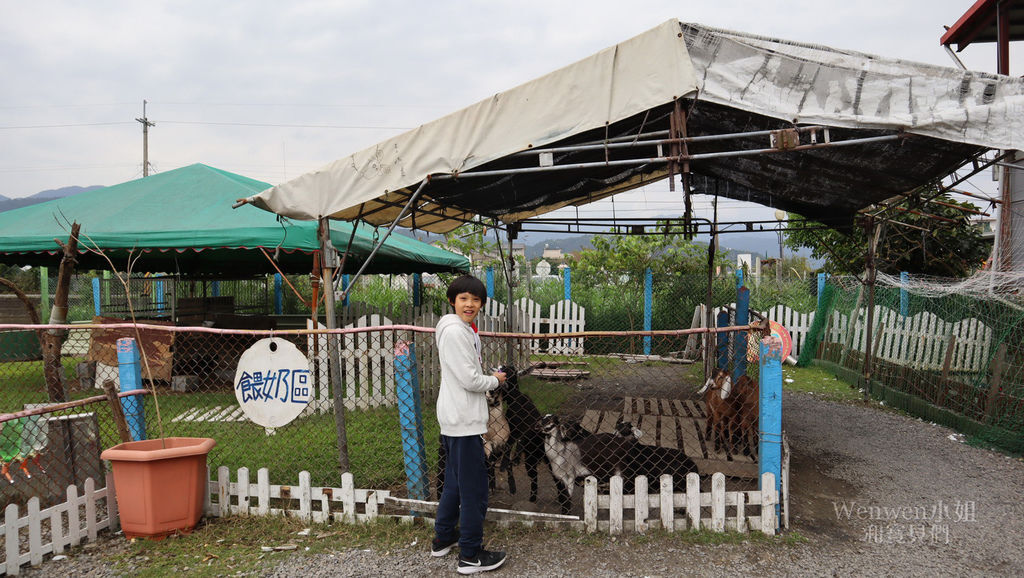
[0,164,468,275]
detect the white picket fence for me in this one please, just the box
[1,476,117,576]
[1,463,784,574]
[685,301,995,373]
[205,468,391,524]
[547,299,586,355]
[201,467,780,535]
[827,306,993,372]
[581,472,778,535]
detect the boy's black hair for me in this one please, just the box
[446,274,488,306]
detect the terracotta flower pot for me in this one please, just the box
[101,437,216,539]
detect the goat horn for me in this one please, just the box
[697,379,712,395]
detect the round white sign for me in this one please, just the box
[234,338,312,428]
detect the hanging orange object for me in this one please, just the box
[748,320,793,362]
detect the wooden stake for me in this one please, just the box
[102,380,132,444]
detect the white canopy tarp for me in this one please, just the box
[246,19,698,225]
[681,23,1024,152]
[245,19,1024,230]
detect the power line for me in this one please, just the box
[0,122,134,130]
[159,120,413,130]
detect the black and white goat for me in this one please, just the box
[540,414,638,514]
[494,364,546,502]
[626,440,700,486]
[483,387,515,492]
[539,414,588,514]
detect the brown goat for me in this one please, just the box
[731,375,759,457]
[696,368,738,454]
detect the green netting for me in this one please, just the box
[812,274,1024,455]
[798,282,836,367]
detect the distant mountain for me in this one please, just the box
[0,185,102,213]
[397,225,821,267]
[30,185,103,199]
[522,235,592,259]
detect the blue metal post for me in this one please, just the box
[643,268,653,356]
[274,274,284,314]
[899,271,909,320]
[412,273,422,308]
[759,335,783,526]
[716,310,730,370]
[341,274,350,307]
[394,341,428,500]
[486,266,495,299]
[817,272,827,308]
[92,277,101,317]
[116,337,147,441]
[563,266,571,301]
[154,278,164,315]
[734,286,750,382]
[211,281,221,297]
[735,268,744,289]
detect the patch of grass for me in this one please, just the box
[160,403,443,489]
[780,530,809,545]
[0,356,85,406]
[105,517,807,576]
[518,375,574,415]
[780,365,862,402]
[110,515,432,577]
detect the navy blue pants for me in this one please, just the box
[435,434,488,558]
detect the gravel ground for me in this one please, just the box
[22,391,1024,577]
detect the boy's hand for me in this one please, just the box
[492,371,507,384]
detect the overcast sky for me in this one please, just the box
[1,1,1018,229]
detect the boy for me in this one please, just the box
[431,274,508,574]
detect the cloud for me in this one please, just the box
[0,0,1015,203]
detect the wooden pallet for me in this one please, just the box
[579,399,758,480]
[531,368,591,380]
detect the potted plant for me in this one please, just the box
[101,437,216,539]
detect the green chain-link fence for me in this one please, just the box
[806,274,1024,454]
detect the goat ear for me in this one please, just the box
[720,376,732,399]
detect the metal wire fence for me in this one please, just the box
[0,269,804,529]
[0,320,769,519]
[809,274,1024,454]
[0,390,118,512]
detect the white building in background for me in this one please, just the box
[541,244,564,262]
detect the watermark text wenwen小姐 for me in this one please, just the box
[832,500,976,545]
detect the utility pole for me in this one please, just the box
[136,100,155,176]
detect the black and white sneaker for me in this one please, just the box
[431,534,459,557]
[457,549,506,574]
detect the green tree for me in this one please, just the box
[783,193,990,277]
[570,222,727,285]
[569,222,732,338]
[439,222,499,267]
